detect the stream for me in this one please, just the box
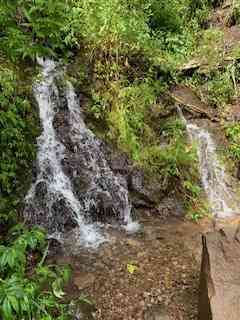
[23,59,240,319]
[178,107,239,218]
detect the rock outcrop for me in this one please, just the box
[170,85,219,121]
[198,223,240,320]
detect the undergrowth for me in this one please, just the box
[1,1,234,316]
[0,224,71,320]
[0,62,39,223]
[225,123,240,160]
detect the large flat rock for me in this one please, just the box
[198,223,240,320]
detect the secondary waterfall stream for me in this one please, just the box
[24,59,138,248]
[178,108,238,218]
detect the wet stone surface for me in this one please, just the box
[53,214,203,320]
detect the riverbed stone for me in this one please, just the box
[198,224,240,320]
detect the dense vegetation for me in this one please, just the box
[1,0,240,318]
[0,224,71,319]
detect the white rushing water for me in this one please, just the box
[178,108,237,218]
[24,58,138,248]
[65,81,139,233]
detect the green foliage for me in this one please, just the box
[183,180,201,198]
[225,123,240,160]
[139,136,197,181]
[0,65,38,219]
[64,0,152,54]
[159,118,186,139]
[197,29,224,72]
[231,1,240,25]
[0,0,217,228]
[0,225,71,320]
[107,81,157,160]
[149,0,190,33]
[207,69,234,107]
[187,201,209,221]
[0,0,70,61]
[183,180,208,221]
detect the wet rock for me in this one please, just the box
[128,167,169,208]
[106,150,167,208]
[128,169,144,192]
[72,174,93,195]
[48,238,63,256]
[27,61,185,235]
[31,159,38,180]
[143,305,171,320]
[91,191,118,222]
[35,181,48,203]
[108,152,130,175]
[170,85,218,121]
[128,169,157,208]
[51,198,77,232]
[156,196,184,219]
[53,103,135,225]
[198,225,240,320]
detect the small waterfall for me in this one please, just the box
[65,81,139,233]
[24,58,138,248]
[178,107,237,218]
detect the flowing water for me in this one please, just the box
[24,58,138,248]
[65,80,139,233]
[178,108,238,218]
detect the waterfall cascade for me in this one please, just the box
[179,107,238,218]
[24,59,138,248]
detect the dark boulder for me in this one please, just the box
[106,150,167,208]
[198,224,240,320]
[51,198,77,232]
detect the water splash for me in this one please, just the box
[24,58,138,247]
[65,81,139,232]
[178,107,237,218]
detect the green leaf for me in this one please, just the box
[8,295,19,313]
[52,279,65,299]
[2,298,13,320]
[127,263,138,274]
[79,295,94,305]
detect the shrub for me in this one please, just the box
[149,0,195,33]
[0,0,70,61]
[198,29,224,72]
[64,0,152,55]
[225,123,240,160]
[139,136,197,182]
[230,1,240,25]
[207,69,234,107]
[0,224,71,320]
[0,65,38,220]
[107,81,157,160]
